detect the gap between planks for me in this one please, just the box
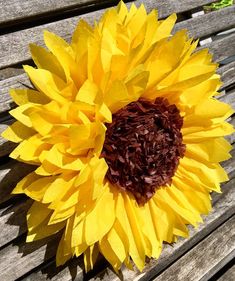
[0,0,122,30]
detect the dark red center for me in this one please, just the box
[101,97,185,205]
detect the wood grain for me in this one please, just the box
[218,60,235,90]
[0,0,217,29]
[198,32,235,63]
[0,233,61,281]
[220,89,235,110]
[153,216,235,281]
[0,2,232,69]
[174,5,235,39]
[0,0,119,28]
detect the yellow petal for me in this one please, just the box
[30,43,66,80]
[9,103,36,127]
[23,65,67,104]
[84,184,115,245]
[84,244,99,272]
[154,13,177,42]
[1,121,35,143]
[185,138,232,163]
[10,88,50,106]
[44,30,82,88]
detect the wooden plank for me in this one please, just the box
[143,0,217,18]
[220,88,235,110]
[0,66,24,81]
[198,32,235,63]
[153,216,235,281]
[0,2,232,69]
[22,259,87,281]
[0,0,119,29]
[0,233,60,281]
[225,115,235,144]
[0,0,217,29]
[174,5,235,39]
[0,33,234,116]
[218,60,235,90]
[19,175,235,281]
[0,73,29,114]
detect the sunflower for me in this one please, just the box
[2,1,234,272]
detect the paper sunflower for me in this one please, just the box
[2,1,234,272]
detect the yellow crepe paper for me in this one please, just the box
[2,1,234,272]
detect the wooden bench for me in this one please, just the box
[0,0,234,280]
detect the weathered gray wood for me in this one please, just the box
[0,66,25,81]
[198,32,235,63]
[174,5,235,39]
[153,216,235,281]
[0,233,60,281]
[220,88,235,110]
[0,0,117,28]
[218,60,235,90]
[148,0,217,18]
[0,0,217,29]
[0,2,233,69]
[217,263,235,281]
[0,73,29,114]
[23,258,86,281]
[225,116,235,144]
[1,154,234,281]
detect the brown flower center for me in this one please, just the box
[101,98,185,205]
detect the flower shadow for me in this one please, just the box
[0,160,34,207]
[2,198,110,280]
